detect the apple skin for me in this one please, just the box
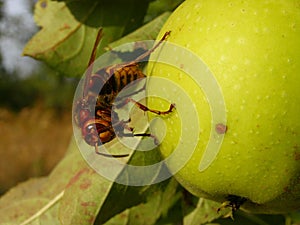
[147,0,300,213]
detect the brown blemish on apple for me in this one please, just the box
[40,0,47,8]
[216,123,227,134]
[294,148,300,161]
[283,186,289,193]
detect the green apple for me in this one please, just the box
[147,0,300,213]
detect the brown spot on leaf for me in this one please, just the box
[81,201,97,207]
[80,178,92,190]
[59,23,71,31]
[66,168,90,188]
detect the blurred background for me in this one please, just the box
[0,0,76,194]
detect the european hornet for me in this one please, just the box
[74,28,175,157]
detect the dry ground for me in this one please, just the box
[0,104,73,194]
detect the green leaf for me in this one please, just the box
[93,147,165,224]
[286,212,300,225]
[0,139,85,225]
[213,211,286,225]
[23,0,151,77]
[183,198,226,225]
[102,178,180,225]
[107,12,171,49]
[59,167,113,224]
[180,191,287,225]
[23,0,98,77]
[103,210,129,225]
[0,178,60,225]
[58,138,133,224]
[125,178,180,225]
[144,0,183,23]
[57,0,150,34]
